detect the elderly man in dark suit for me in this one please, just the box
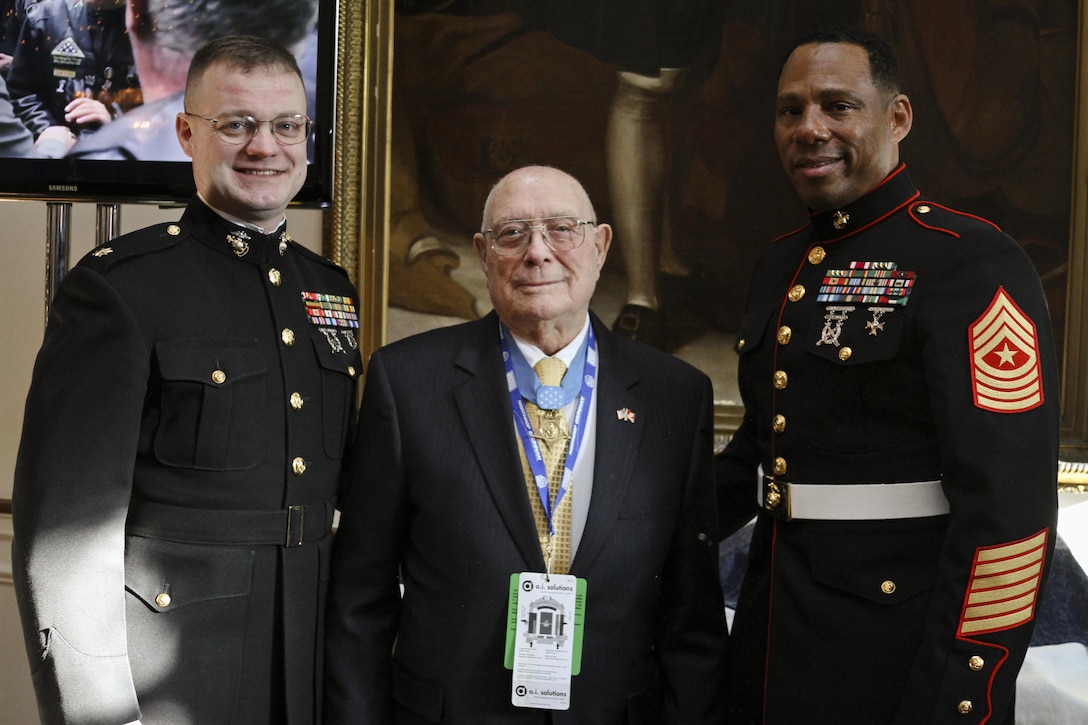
[324,165,728,724]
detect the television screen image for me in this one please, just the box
[0,0,336,206]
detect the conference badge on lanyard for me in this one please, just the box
[506,572,585,710]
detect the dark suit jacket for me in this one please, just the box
[324,312,727,724]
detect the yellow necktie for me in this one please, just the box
[522,356,573,574]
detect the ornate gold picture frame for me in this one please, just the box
[331,2,1088,488]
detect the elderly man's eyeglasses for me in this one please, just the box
[484,217,596,256]
[183,113,312,145]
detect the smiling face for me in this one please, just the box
[774,42,912,211]
[473,166,612,353]
[176,62,308,229]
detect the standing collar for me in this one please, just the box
[197,192,286,235]
[808,164,920,242]
[181,196,293,265]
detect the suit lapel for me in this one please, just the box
[570,318,644,574]
[452,315,546,570]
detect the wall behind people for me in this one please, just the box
[0,197,325,721]
[390,2,1076,356]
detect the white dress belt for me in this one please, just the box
[756,465,949,520]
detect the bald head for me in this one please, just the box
[480,166,597,232]
[473,165,612,354]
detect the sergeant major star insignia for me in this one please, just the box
[969,287,1043,413]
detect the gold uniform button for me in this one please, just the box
[773,370,788,389]
[281,328,295,346]
[881,580,896,595]
[268,268,282,286]
[772,414,786,433]
[211,370,226,384]
[167,224,181,236]
[968,656,985,672]
[155,593,172,607]
[290,392,304,410]
[838,347,852,361]
[917,205,932,214]
[737,339,746,351]
[777,326,792,345]
[808,246,826,265]
[348,366,357,377]
[773,457,787,476]
[958,700,973,715]
[292,457,307,476]
[788,285,805,302]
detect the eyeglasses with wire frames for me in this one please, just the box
[483,216,597,256]
[182,112,312,145]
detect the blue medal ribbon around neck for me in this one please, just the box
[507,328,588,411]
[499,323,597,536]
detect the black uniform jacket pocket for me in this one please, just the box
[309,330,361,458]
[152,337,267,470]
[734,307,775,358]
[807,521,944,606]
[124,535,255,612]
[806,304,906,365]
[124,536,256,723]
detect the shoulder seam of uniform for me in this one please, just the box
[83,223,185,268]
[770,222,812,245]
[909,201,1001,239]
[291,243,350,277]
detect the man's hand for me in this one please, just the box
[34,125,77,157]
[64,96,113,128]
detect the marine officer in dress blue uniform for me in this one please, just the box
[12,34,359,725]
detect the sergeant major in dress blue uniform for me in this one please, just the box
[717,25,1059,724]
[12,35,359,725]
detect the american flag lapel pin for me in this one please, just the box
[616,407,636,423]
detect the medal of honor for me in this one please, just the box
[532,409,569,450]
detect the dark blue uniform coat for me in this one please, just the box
[718,165,1059,724]
[13,199,361,725]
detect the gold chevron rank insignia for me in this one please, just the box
[957,529,1047,636]
[969,287,1043,413]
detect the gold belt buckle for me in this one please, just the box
[762,475,792,520]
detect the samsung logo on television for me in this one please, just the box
[48,184,79,192]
